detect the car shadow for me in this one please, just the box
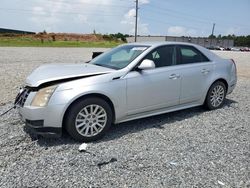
[100,98,237,142]
[28,98,237,147]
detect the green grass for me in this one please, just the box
[0,37,124,48]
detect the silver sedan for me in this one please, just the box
[16,42,237,141]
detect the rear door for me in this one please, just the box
[176,45,214,104]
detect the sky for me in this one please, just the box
[0,0,250,37]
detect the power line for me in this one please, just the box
[0,7,122,17]
[32,0,132,8]
[146,9,210,25]
[142,15,208,31]
[143,4,212,24]
[143,4,250,29]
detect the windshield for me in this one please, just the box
[90,45,149,70]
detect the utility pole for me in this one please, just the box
[135,0,138,42]
[209,23,215,47]
[211,23,215,37]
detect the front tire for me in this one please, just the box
[205,81,226,110]
[65,97,112,142]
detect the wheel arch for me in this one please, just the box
[210,78,228,92]
[62,93,116,130]
[203,78,229,105]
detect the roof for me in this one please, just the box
[128,41,199,47]
[125,41,222,61]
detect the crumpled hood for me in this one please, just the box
[26,63,114,87]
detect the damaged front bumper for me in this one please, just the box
[25,119,61,138]
[16,87,64,138]
[18,106,62,138]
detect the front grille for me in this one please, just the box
[15,88,31,107]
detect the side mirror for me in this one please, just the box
[138,59,155,70]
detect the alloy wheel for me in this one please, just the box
[75,104,107,137]
[210,85,225,107]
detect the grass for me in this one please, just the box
[0,37,124,48]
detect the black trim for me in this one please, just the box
[26,119,44,127]
[230,83,236,87]
[112,77,121,80]
[92,52,103,59]
[25,119,61,138]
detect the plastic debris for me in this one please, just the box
[78,143,88,152]
[218,180,225,186]
[97,158,117,169]
[169,161,178,166]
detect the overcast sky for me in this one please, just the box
[1,0,250,37]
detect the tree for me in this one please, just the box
[208,34,216,39]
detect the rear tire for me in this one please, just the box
[205,81,226,110]
[65,97,112,142]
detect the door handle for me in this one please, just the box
[201,69,210,74]
[169,74,180,79]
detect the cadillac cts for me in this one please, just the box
[16,42,237,141]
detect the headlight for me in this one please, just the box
[31,85,57,107]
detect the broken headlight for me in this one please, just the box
[31,85,57,107]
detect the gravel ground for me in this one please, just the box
[0,47,249,187]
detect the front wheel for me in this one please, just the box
[65,97,112,142]
[205,81,226,110]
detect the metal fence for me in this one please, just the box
[126,36,234,48]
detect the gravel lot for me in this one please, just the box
[0,47,249,187]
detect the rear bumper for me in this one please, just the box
[227,79,237,95]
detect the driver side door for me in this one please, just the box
[125,45,181,115]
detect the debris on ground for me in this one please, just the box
[97,158,118,169]
[78,143,88,152]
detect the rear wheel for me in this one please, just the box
[205,81,226,110]
[65,97,112,142]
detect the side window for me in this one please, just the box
[178,46,209,64]
[144,45,176,68]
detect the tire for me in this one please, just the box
[205,81,226,110]
[65,97,112,142]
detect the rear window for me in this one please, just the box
[179,45,209,64]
